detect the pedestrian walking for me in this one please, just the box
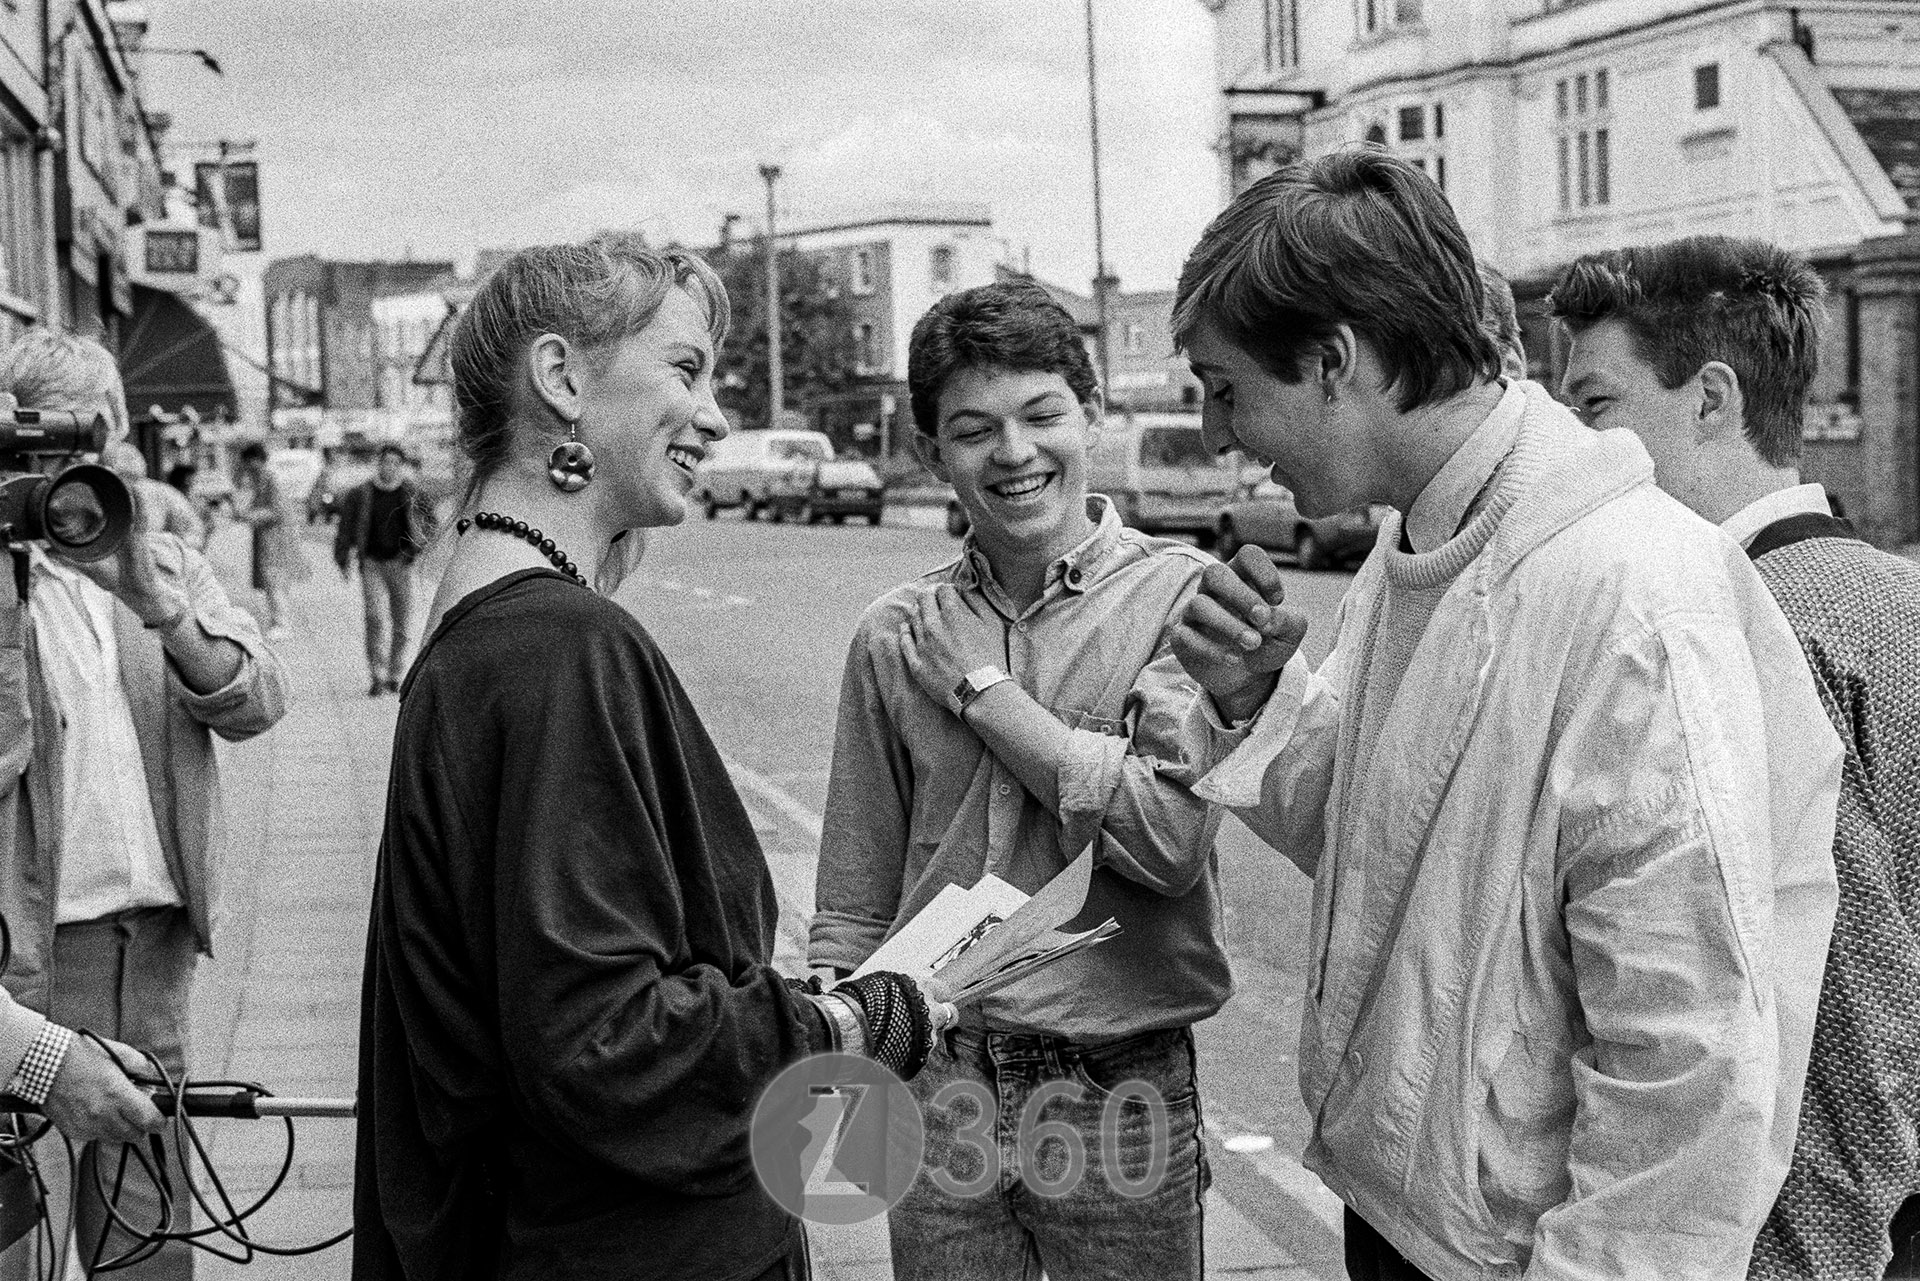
[1552,235,1920,1281]
[236,440,309,640]
[333,443,432,696]
[354,234,951,1281]
[1169,150,1841,1279]
[0,328,289,1280]
[811,279,1226,1281]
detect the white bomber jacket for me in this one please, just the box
[1197,383,1841,1280]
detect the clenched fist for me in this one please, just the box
[1170,547,1309,724]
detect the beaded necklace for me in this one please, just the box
[455,511,589,589]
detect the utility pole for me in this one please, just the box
[759,163,784,425]
[1084,0,1112,396]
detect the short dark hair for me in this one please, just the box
[377,442,409,462]
[238,441,268,465]
[1547,236,1825,467]
[1173,149,1500,413]
[907,279,1097,437]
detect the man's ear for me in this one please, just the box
[1318,324,1361,398]
[527,333,581,425]
[1695,362,1744,445]
[910,430,949,482]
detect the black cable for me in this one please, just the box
[61,1031,352,1271]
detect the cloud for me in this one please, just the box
[141,0,1222,290]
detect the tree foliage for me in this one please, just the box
[707,245,857,431]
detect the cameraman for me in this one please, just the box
[0,330,288,1278]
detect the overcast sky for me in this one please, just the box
[141,1,1223,294]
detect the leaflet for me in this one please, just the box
[850,849,1120,1006]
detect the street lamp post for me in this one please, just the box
[1084,0,1112,397]
[759,163,784,426]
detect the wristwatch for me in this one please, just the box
[952,665,1012,717]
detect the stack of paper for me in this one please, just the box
[851,850,1120,1007]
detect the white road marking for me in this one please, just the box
[635,572,755,608]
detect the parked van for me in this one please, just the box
[1088,412,1235,545]
[944,412,1236,545]
[695,429,835,519]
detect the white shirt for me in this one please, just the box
[1402,380,1526,554]
[1720,482,1832,549]
[27,556,182,924]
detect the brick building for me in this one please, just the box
[1201,0,1920,544]
[262,255,454,445]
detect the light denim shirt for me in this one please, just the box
[811,497,1232,1040]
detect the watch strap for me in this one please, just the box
[951,665,1011,716]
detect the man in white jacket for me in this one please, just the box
[1170,150,1842,1279]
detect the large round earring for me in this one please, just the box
[549,421,595,493]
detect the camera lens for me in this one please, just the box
[44,481,108,548]
[38,464,133,561]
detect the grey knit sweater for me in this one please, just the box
[1749,527,1920,1281]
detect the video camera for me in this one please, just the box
[0,392,134,563]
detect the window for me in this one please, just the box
[854,322,878,373]
[851,248,875,295]
[1264,0,1300,71]
[930,244,953,288]
[1359,0,1420,35]
[1694,63,1720,110]
[1123,321,1145,353]
[0,123,43,316]
[1384,101,1446,193]
[1554,68,1613,212]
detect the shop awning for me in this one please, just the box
[118,284,239,425]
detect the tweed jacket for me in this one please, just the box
[1193,383,1842,1280]
[0,534,287,1013]
[1746,519,1920,1280]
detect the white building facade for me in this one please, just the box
[778,201,1011,454]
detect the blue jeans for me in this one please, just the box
[889,1026,1207,1281]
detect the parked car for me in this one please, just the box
[696,428,834,518]
[1089,412,1237,546]
[1215,477,1388,570]
[766,459,885,525]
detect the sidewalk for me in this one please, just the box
[182,521,1313,1280]
[190,523,388,1278]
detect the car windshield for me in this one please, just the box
[1140,427,1215,469]
[774,439,831,461]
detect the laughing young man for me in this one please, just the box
[1169,151,1842,1279]
[1552,236,1920,1280]
[810,279,1226,1281]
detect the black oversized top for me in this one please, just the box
[353,569,826,1281]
